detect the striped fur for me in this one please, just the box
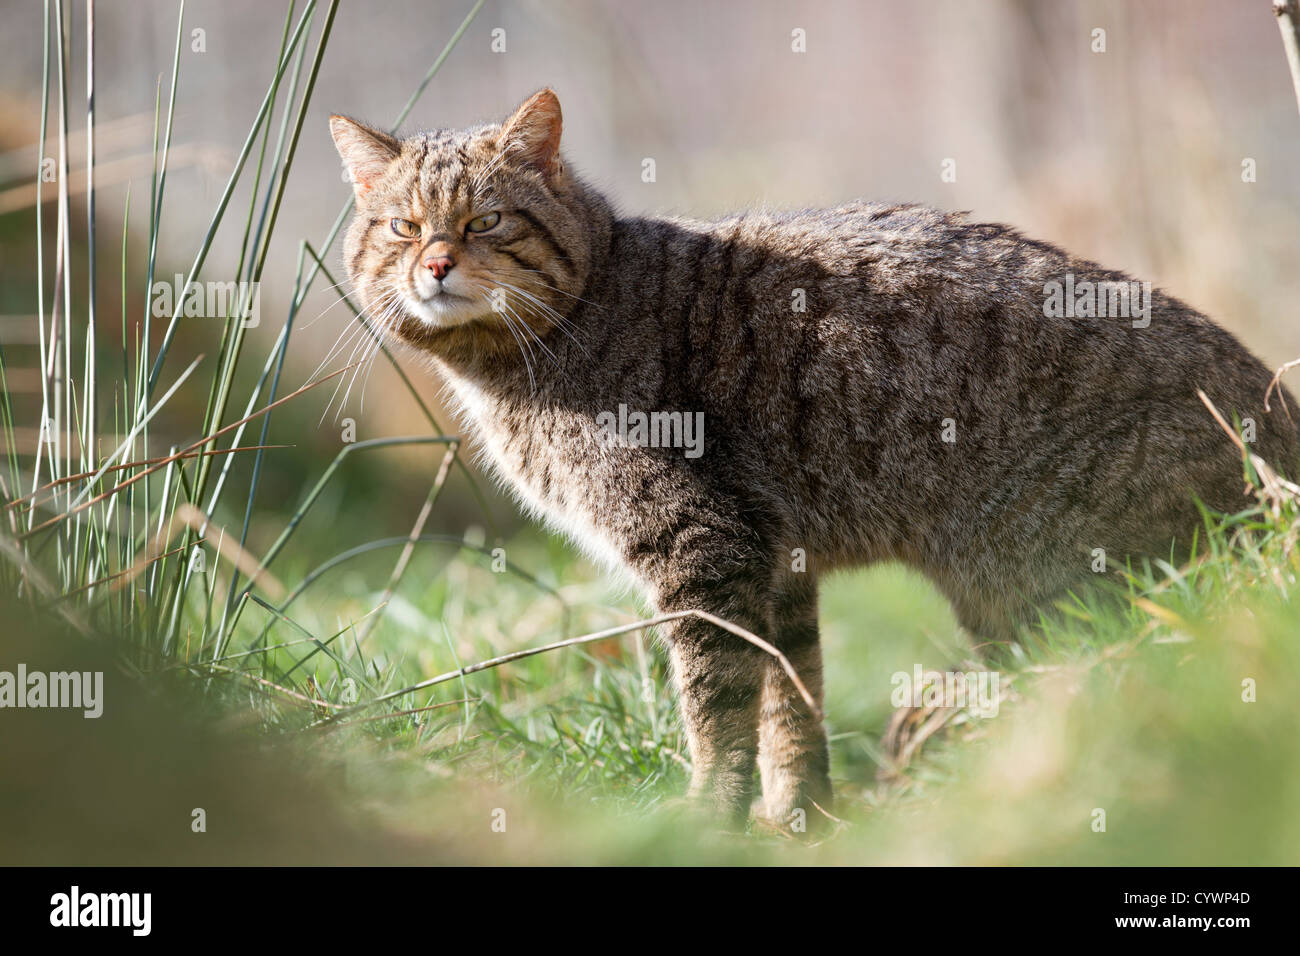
[332,90,1300,830]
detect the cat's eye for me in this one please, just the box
[466,211,501,234]
[390,218,420,239]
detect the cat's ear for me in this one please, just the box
[329,115,400,197]
[498,89,563,178]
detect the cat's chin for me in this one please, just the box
[402,293,487,329]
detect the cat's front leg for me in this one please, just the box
[654,554,772,826]
[665,614,766,828]
[634,495,774,825]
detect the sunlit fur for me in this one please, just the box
[333,90,1300,832]
[331,91,609,388]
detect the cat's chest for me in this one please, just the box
[442,372,634,578]
[443,374,574,482]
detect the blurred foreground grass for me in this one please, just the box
[6,486,1296,865]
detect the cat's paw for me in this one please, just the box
[750,796,836,841]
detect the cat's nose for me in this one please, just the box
[422,244,455,279]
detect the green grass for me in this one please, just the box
[144,482,1295,865]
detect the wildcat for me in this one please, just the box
[329,89,1300,830]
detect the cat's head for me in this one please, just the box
[329,89,603,353]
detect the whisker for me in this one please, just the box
[490,278,589,357]
[502,298,560,366]
[356,295,405,413]
[498,274,596,341]
[300,278,365,332]
[309,288,401,388]
[471,279,556,364]
[511,269,605,310]
[318,286,403,424]
[310,285,395,367]
[335,293,404,420]
[480,289,536,392]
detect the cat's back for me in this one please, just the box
[598,200,1299,569]
[643,199,1293,427]
[598,200,1297,473]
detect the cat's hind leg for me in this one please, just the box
[756,574,832,833]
